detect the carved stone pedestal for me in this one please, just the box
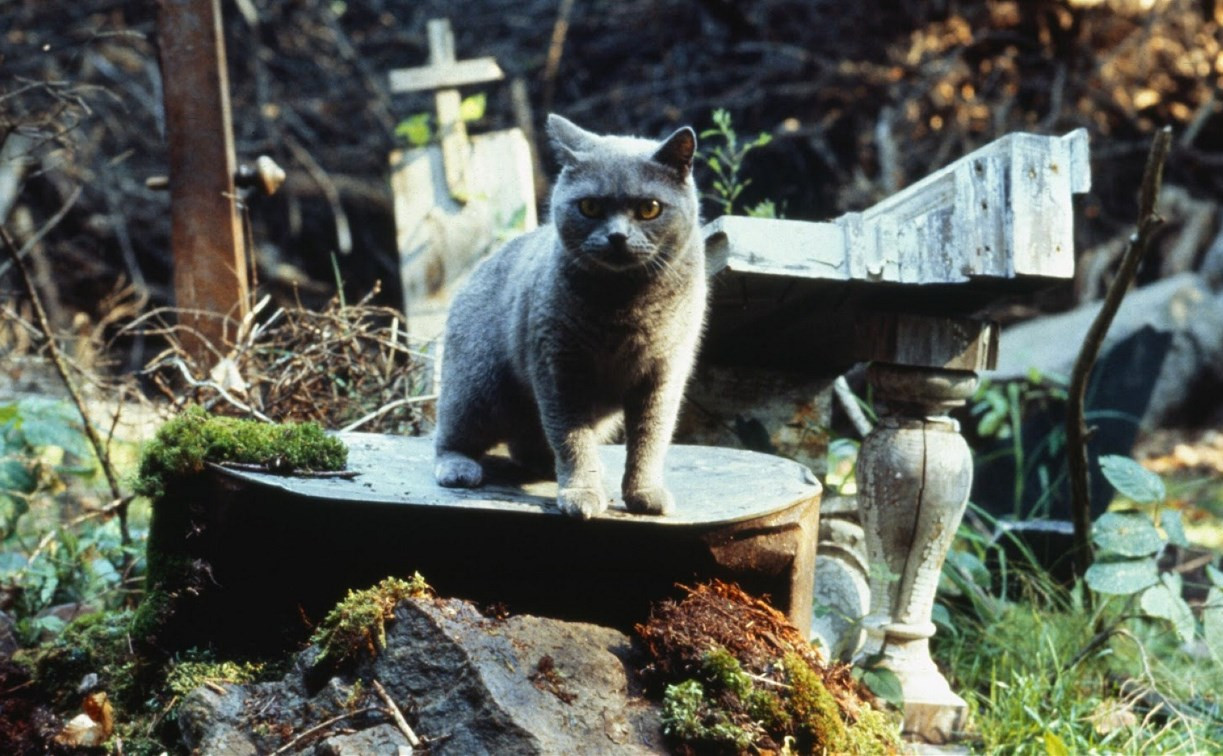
[857,363,978,744]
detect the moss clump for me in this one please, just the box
[165,656,267,698]
[784,652,850,752]
[662,678,756,752]
[135,405,347,498]
[309,574,431,670]
[35,610,142,711]
[661,647,900,754]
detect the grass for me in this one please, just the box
[933,551,1223,753]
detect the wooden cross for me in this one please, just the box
[157,0,249,364]
[389,19,504,200]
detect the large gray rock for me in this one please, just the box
[992,273,1223,429]
[177,597,663,755]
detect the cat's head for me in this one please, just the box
[546,114,699,274]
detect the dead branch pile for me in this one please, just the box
[133,285,434,434]
[636,580,862,701]
[5,0,1223,358]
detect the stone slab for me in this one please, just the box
[150,434,822,653]
[221,433,821,527]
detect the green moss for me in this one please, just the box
[845,705,903,755]
[165,656,267,697]
[309,574,430,670]
[661,679,754,751]
[130,588,174,646]
[659,646,900,754]
[35,610,142,711]
[784,652,850,753]
[135,405,347,498]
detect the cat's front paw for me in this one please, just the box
[624,486,675,516]
[557,486,608,519]
[434,453,484,488]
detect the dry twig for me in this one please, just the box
[1067,127,1173,581]
[372,678,422,748]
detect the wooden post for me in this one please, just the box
[157,0,249,363]
[389,18,504,201]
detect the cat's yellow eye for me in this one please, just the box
[636,199,662,220]
[578,198,603,218]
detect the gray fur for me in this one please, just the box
[433,114,707,519]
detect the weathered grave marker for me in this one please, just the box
[388,19,537,340]
[699,128,1090,742]
[157,0,250,361]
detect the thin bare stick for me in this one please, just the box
[1,226,129,545]
[0,184,81,279]
[541,0,576,114]
[1066,127,1172,582]
[268,706,383,755]
[339,395,437,433]
[372,679,421,748]
[833,375,874,438]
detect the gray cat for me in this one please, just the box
[432,114,706,519]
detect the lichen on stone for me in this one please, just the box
[309,574,431,670]
[135,405,348,498]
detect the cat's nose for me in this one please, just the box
[607,232,629,254]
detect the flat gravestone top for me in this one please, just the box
[214,433,821,527]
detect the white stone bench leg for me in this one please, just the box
[856,363,978,744]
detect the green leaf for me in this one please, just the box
[394,113,432,147]
[1092,511,1164,558]
[1204,587,1223,660]
[1159,509,1189,548]
[1207,563,1223,589]
[1044,731,1070,756]
[1084,557,1159,595]
[1099,454,1166,504]
[1140,579,1195,643]
[16,398,92,459]
[859,665,904,708]
[459,92,486,123]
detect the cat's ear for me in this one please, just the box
[653,127,697,177]
[547,114,596,166]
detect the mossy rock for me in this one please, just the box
[309,574,432,673]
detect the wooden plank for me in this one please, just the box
[388,57,505,93]
[704,129,1090,288]
[157,0,249,359]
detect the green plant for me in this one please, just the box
[1085,455,1220,650]
[0,398,143,639]
[309,573,431,670]
[394,92,487,148]
[698,108,773,216]
[933,454,1223,752]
